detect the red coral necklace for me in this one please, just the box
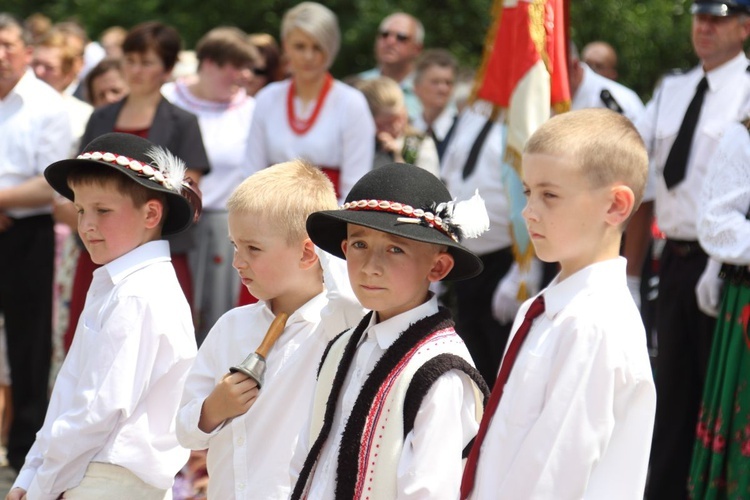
[287,73,334,135]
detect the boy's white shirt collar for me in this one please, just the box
[362,293,439,350]
[100,240,171,284]
[255,290,329,326]
[541,257,627,319]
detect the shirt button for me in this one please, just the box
[237,437,245,446]
[238,482,245,490]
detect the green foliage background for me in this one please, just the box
[7,0,699,101]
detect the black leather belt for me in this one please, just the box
[665,239,705,257]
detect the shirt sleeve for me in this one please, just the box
[37,104,72,169]
[698,123,750,264]
[22,297,159,499]
[176,325,225,450]
[338,87,376,202]
[396,371,478,499]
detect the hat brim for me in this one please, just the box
[690,3,745,15]
[307,209,484,281]
[45,157,192,236]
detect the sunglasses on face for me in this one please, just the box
[378,30,411,43]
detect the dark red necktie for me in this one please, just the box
[460,295,546,499]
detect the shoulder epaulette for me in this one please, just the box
[600,89,624,114]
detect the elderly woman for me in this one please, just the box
[246,1,374,201]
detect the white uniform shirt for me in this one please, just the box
[572,64,645,124]
[470,258,656,500]
[442,102,512,255]
[0,70,72,217]
[412,103,458,143]
[13,240,196,500]
[637,52,750,240]
[698,121,750,265]
[162,80,255,210]
[293,295,479,500]
[246,79,375,202]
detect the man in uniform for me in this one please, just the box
[632,2,750,497]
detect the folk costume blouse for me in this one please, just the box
[246,78,375,202]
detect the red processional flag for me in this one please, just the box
[470,0,571,297]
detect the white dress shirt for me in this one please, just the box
[294,295,479,500]
[572,64,645,125]
[470,258,656,500]
[637,52,750,240]
[162,80,256,211]
[14,240,196,500]
[177,294,330,499]
[698,121,750,265]
[0,70,72,217]
[442,102,512,255]
[246,79,375,202]
[412,103,458,143]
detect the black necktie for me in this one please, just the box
[663,76,709,189]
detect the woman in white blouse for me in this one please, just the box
[689,119,750,498]
[245,1,375,202]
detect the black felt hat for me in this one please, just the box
[306,163,488,281]
[45,133,195,236]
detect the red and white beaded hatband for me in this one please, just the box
[341,199,459,242]
[77,151,181,191]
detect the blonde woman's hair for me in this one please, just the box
[355,76,405,116]
[524,108,648,221]
[226,159,338,243]
[281,2,340,68]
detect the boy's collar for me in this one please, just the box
[362,294,438,350]
[103,240,171,284]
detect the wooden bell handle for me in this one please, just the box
[255,312,289,358]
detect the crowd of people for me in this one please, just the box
[0,0,749,498]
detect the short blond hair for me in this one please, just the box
[281,2,340,68]
[356,76,404,116]
[226,159,337,243]
[525,108,648,211]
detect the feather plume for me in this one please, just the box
[450,190,489,239]
[145,146,186,191]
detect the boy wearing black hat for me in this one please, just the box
[9,133,198,500]
[291,163,490,499]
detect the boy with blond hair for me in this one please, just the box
[291,163,490,499]
[357,76,440,176]
[9,133,197,499]
[461,108,657,499]
[176,159,363,499]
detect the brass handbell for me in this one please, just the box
[229,312,289,389]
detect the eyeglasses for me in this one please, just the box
[378,30,411,43]
[252,67,268,76]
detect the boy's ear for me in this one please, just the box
[606,185,635,226]
[299,237,320,270]
[144,199,163,230]
[340,238,348,257]
[428,251,454,282]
